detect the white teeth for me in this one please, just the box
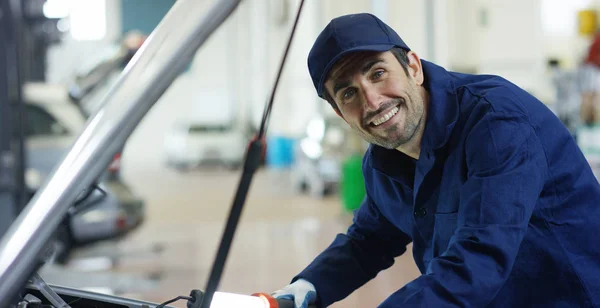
[372,107,399,126]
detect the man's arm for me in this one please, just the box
[380,111,548,307]
[293,193,412,307]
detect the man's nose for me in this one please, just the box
[361,84,381,111]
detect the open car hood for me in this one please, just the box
[0,0,315,307]
[0,0,242,305]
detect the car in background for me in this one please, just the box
[21,82,145,262]
[164,121,248,170]
[292,115,350,197]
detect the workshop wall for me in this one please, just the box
[266,0,326,137]
[445,0,480,73]
[474,0,545,95]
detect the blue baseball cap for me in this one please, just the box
[308,13,411,98]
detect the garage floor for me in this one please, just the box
[42,165,420,307]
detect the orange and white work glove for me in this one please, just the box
[272,279,317,308]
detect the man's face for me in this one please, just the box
[324,50,425,150]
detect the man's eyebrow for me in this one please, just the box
[360,59,384,75]
[332,58,385,97]
[333,80,351,97]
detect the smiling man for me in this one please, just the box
[272,13,600,308]
[325,49,427,158]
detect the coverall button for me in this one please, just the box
[414,207,427,217]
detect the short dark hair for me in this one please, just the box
[322,47,410,114]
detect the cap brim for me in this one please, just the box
[317,44,395,97]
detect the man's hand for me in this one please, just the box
[272,279,317,308]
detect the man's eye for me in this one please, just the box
[342,88,356,100]
[372,70,384,79]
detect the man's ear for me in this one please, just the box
[406,51,424,86]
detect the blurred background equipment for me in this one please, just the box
[547,58,580,136]
[164,120,248,171]
[579,9,598,36]
[292,115,347,198]
[575,30,600,178]
[0,0,23,239]
[21,82,145,263]
[267,135,296,170]
[0,0,68,238]
[20,0,66,82]
[341,154,366,213]
[67,30,147,109]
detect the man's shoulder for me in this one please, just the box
[450,72,541,117]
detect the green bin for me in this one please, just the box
[341,154,366,212]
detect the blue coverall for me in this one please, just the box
[294,60,600,307]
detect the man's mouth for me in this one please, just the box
[370,106,399,127]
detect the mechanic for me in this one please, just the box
[272,13,600,308]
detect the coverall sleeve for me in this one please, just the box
[379,111,548,307]
[293,193,412,307]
